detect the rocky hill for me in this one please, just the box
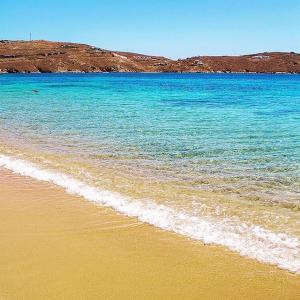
[0,40,299,74]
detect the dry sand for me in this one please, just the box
[0,168,299,299]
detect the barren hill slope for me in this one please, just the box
[0,40,299,73]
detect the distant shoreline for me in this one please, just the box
[1,40,299,74]
[1,71,299,75]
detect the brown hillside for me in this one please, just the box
[0,40,299,73]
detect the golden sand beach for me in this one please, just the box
[0,168,299,299]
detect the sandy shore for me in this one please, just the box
[0,168,299,300]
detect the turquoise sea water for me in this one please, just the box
[0,73,300,272]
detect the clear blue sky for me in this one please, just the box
[1,0,299,58]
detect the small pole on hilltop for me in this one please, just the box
[30,32,32,41]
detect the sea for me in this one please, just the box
[0,73,299,273]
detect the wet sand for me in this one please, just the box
[0,168,299,300]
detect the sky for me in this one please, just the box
[1,0,299,59]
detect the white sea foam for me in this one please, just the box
[0,153,299,274]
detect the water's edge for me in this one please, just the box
[1,153,299,274]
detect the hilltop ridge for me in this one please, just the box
[0,40,299,74]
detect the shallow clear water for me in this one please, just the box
[0,73,300,272]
